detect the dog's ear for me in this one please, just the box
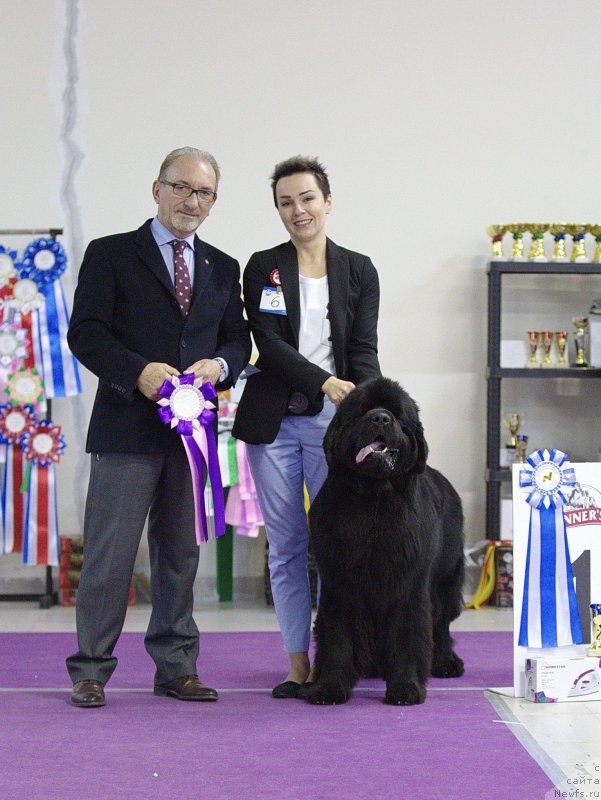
[413,419,428,474]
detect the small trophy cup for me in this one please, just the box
[503,412,523,447]
[549,223,569,262]
[500,412,523,468]
[508,223,527,261]
[526,331,541,367]
[486,225,506,260]
[516,434,529,464]
[526,223,548,261]
[567,223,589,263]
[572,317,589,367]
[555,330,568,367]
[588,604,601,656]
[590,225,601,263]
[541,331,554,367]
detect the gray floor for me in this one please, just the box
[1,601,600,794]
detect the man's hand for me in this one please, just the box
[321,376,356,406]
[136,362,179,401]
[183,359,221,385]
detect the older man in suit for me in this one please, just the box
[66,147,251,707]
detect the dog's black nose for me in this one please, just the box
[370,409,392,426]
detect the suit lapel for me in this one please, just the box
[135,220,175,298]
[326,239,349,374]
[191,236,214,309]
[275,241,301,347]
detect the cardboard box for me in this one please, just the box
[491,544,513,607]
[525,656,601,703]
[501,340,529,368]
[590,315,601,367]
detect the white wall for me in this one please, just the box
[2,0,601,592]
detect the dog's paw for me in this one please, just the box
[431,651,464,679]
[304,682,351,705]
[385,682,426,706]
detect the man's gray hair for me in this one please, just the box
[158,147,221,189]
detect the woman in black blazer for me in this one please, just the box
[232,156,381,697]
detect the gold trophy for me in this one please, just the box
[555,330,568,367]
[549,223,569,262]
[507,223,527,261]
[541,331,554,367]
[526,331,541,367]
[516,434,529,464]
[486,225,506,260]
[590,225,601,262]
[572,317,589,367]
[567,223,589,262]
[526,223,548,261]
[589,604,601,656]
[503,412,524,448]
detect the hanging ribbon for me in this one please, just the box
[518,448,584,648]
[224,439,264,537]
[0,244,18,292]
[20,420,65,566]
[19,237,81,398]
[157,374,225,544]
[0,321,29,405]
[0,404,36,554]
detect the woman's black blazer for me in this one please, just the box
[232,238,381,444]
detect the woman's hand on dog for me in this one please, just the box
[321,376,356,406]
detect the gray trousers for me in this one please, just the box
[66,444,200,686]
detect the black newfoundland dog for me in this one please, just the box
[305,377,465,706]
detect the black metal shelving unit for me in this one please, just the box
[0,227,64,608]
[486,260,601,538]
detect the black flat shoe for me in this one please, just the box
[272,680,302,699]
[296,681,314,699]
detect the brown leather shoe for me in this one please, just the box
[71,680,105,708]
[154,674,218,701]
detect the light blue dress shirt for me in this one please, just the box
[150,217,195,287]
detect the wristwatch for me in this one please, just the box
[214,357,227,384]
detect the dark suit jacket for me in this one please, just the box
[232,238,381,444]
[68,219,251,453]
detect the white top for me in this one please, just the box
[298,274,336,375]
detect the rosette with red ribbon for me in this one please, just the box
[157,374,225,544]
[518,448,584,648]
[20,419,65,566]
[0,404,36,554]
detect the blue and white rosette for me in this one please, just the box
[19,237,81,398]
[518,448,584,648]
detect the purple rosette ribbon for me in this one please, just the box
[157,374,225,544]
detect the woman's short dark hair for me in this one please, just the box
[270,156,331,206]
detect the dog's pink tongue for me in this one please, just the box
[356,441,384,464]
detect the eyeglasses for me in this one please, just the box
[159,180,217,203]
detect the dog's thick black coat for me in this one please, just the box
[306,377,465,705]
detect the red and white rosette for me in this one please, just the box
[20,420,66,566]
[0,404,36,554]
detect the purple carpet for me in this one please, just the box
[0,631,553,800]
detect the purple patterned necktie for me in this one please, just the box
[170,239,192,316]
